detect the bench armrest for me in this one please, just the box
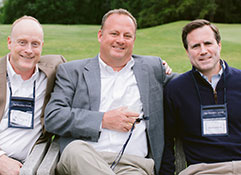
[20,141,50,175]
[37,138,60,175]
[175,138,186,174]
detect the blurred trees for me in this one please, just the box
[0,0,110,24]
[0,0,240,28]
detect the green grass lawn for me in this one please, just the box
[0,21,240,73]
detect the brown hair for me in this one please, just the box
[101,8,137,32]
[182,19,221,50]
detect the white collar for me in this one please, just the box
[98,54,134,75]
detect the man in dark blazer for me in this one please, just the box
[45,8,175,175]
[0,16,65,175]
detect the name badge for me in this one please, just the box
[201,104,228,136]
[10,110,32,128]
[8,96,34,129]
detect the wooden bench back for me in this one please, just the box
[174,138,186,174]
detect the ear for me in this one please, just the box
[7,36,12,50]
[97,29,102,43]
[218,42,221,50]
[39,41,44,54]
[185,48,189,55]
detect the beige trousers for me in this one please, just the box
[179,161,241,175]
[56,140,154,175]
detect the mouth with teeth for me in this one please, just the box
[112,45,125,50]
[20,55,34,59]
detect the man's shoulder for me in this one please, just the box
[132,54,161,62]
[132,54,164,71]
[0,55,7,64]
[166,71,192,88]
[40,55,66,65]
[57,57,99,76]
[61,56,96,68]
[0,56,7,75]
[228,65,241,75]
[0,55,8,62]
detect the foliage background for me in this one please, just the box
[0,0,240,28]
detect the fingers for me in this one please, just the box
[102,107,140,132]
[166,67,172,75]
[123,122,135,132]
[162,60,172,75]
[118,116,135,132]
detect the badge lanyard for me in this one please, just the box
[110,113,149,171]
[7,73,36,129]
[191,63,228,136]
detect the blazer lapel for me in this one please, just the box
[0,56,7,121]
[38,61,55,101]
[83,56,101,111]
[133,59,150,128]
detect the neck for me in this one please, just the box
[203,65,222,82]
[100,56,130,72]
[13,68,35,80]
[20,71,35,80]
[112,64,126,72]
[10,64,35,81]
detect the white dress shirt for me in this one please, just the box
[0,56,47,162]
[87,55,148,157]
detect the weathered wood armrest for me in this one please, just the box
[20,140,50,175]
[175,138,186,174]
[37,137,60,175]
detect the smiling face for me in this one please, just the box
[186,25,221,78]
[98,13,136,71]
[8,19,44,79]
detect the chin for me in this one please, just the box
[112,55,124,60]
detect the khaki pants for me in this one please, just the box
[57,140,154,175]
[179,161,241,175]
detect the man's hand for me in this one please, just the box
[163,60,172,75]
[0,154,22,175]
[102,107,139,132]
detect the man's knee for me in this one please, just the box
[61,140,90,160]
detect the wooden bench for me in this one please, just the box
[36,138,60,175]
[20,137,186,175]
[175,138,186,174]
[20,140,51,175]
[19,137,59,175]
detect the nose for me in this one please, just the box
[200,44,207,55]
[24,43,33,54]
[116,35,125,44]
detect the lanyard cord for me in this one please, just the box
[191,62,227,105]
[6,73,36,100]
[110,115,149,171]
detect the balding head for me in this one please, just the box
[11,16,44,41]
